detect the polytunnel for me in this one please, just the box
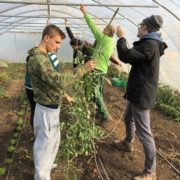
[1,1,180,180]
[0,0,180,92]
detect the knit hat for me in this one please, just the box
[143,15,163,32]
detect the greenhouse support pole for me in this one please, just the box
[14,33,17,63]
[152,0,180,21]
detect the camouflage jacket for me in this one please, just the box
[27,47,87,105]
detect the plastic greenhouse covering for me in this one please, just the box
[0,0,180,92]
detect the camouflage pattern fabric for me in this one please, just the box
[27,47,87,105]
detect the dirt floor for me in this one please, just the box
[0,64,180,180]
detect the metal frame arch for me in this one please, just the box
[102,0,180,55]
[92,0,138,39]
[150,0,180,55]
[0,6,117,35]
[152,0,180,21]
[0,2,124,25]
[0,10,95,35]
[0,4,26,14]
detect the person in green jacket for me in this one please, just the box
[80,4,116,125]
[27,24,97,180]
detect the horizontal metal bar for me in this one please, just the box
[0,22,106,25]
[0,15,124,19]
[4,26,88,29]
[0,1,159,8]
[1,24,85,27]
[7,31,92,38]
[7,28,87,31]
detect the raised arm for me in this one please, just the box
[80,4,103,40]
[65,19,75,39]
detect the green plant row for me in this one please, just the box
[155,84,180,123]
[0,92,28,177]
[60,71,105,180]
[0,61,25,83]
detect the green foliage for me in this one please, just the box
[60,71,105,179]
[17,118,23,125]
[19,93,28,103]
[82,71,105,100]
[10,73,25,79]
[107,66,128,80]
[17,111,24,116]
[0,167,6,176]
[5,158,13,164]
[16,126,22,131]
[120,72,128,81]
[107,65,120,77]
[0,73,9,82]
[21,104,26,109]
[23,101,28,105]
[13,132,19,138]
[0,86,5,96]
[7,146,15,152]
[156,84,180,122]
[0,62,26,80]
[0,59,9,64]
[10,139,16,145]
[74,50,88,65]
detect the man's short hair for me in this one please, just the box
[42,24,66,40]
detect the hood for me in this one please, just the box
[140,32,163,42]
[156,40,168,56]
[27,47,47,57]
[134,32,168,57]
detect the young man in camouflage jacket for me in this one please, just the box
[27,24,96,180]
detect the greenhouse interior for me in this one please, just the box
[0,0,180,91]
[0,1,180,180]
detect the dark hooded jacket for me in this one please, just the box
[116,32,168,108]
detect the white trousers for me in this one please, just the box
[33,103,60,180]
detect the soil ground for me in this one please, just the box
[0,64,180,180]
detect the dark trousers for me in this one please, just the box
[25,87,36,128]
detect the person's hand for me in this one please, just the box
[84,41,90,48]
[65,94,73,106]
[65,19,68,27]
[83,60,97,72]
[116,26,125,38]
[80,4,87,14]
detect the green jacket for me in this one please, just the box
[27,47,87,105]
[84,13,114,73]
